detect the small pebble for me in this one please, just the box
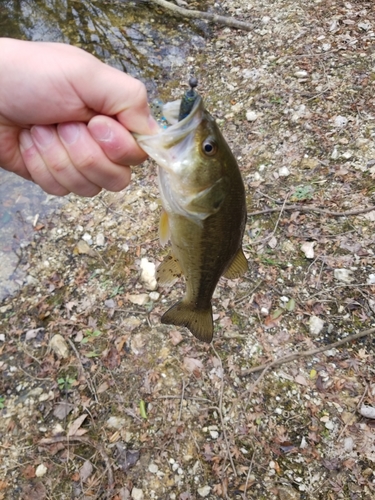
[294,70,309,78]
[148,462,159,474]
[131,488,144,500]
[278,166,290,177]
[309,316,324,335]
[334,268,354,283]
[360,405,375,419]
[149,291,160,301]
[325,420,334,430]
[197,485,211,498]
[35,464,47,477]
[82,232,93,245]
[96,233,105,246]
[344,436,354,452]
[128,294,149,306]
[246,110,258,121]
[333,115,348,128]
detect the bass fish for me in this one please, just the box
[136,79,247,343]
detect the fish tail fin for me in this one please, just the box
[161,301,213,343]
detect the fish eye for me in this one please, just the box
[202,138,217,156]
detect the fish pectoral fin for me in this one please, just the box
[157,254,182,287]
[159,208,170,246]
[185,177,228,216]
[223,248,248,279]
[161,301,213,343]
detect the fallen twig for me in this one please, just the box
[39,435,114,497]
[248,204,375,218]
[66,338,99,403]
[211,344,237,478]
[240,327,375,376]
[147,0,253,31]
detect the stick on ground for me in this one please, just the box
[148,0,253,31]
[240,327,375,376]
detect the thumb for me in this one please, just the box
[75,61,159,135]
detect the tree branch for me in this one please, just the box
[240,327,375,376]
[248,204,375,218]
[147,0,253,31]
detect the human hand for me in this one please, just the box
[0,38,159,196]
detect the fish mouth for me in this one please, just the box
[135,96,204,172]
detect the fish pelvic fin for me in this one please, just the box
[223,248,248,279]
[157,254,182,287]
[159,208,170,246]
[161,301,213,343]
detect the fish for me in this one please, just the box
[135,80,247,342]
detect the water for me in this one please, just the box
[0,0,206,300]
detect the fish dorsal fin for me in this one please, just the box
[161,300,213,343]
[223,248,248,279]
[159,208,170,246]
[157,254,182,287]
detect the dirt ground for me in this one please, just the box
[1,1,375,499]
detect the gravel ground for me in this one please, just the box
[1,1,375,499]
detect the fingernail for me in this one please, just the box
[58,122,80,145]
[31,125,54,147]
[148,114,160,134]
[89,121,113,142]
[19,130,34,151]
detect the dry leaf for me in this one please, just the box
[169,330,183,345]
[68,414,87,437]
[295,375,309,386]
[49,334,69,358]
[80,460,93,482]
[183,357,203,373]
[53,402,74,420]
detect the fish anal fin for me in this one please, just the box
[159,208,170,246]
[161,301,213,343]
[157,254,182,287]
[223,248,248,279]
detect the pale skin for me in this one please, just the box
[0,38,159,196]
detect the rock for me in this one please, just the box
[106,416,126,429]
[367,274,375,285]
[96,233,105,246]
[246,110,258,121]
[334,268,354,283]
[140,258,157,290]
[309,316,324,335]
[35,464,47,477]
[82,232,93,245]
[148,462,159,474]
[197,485,211,498]
[294,70,309,78]
[301,241,315,259]
[360,405,375,419]
[49,334,69,358]
[278,166,290,177]
[331,147,339,159]
[333,115,348,128]
[342,151,352,159]
[128,293,149,305]
[131,488,144,500]
[149,291,160,301]
[344,436,354,452]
